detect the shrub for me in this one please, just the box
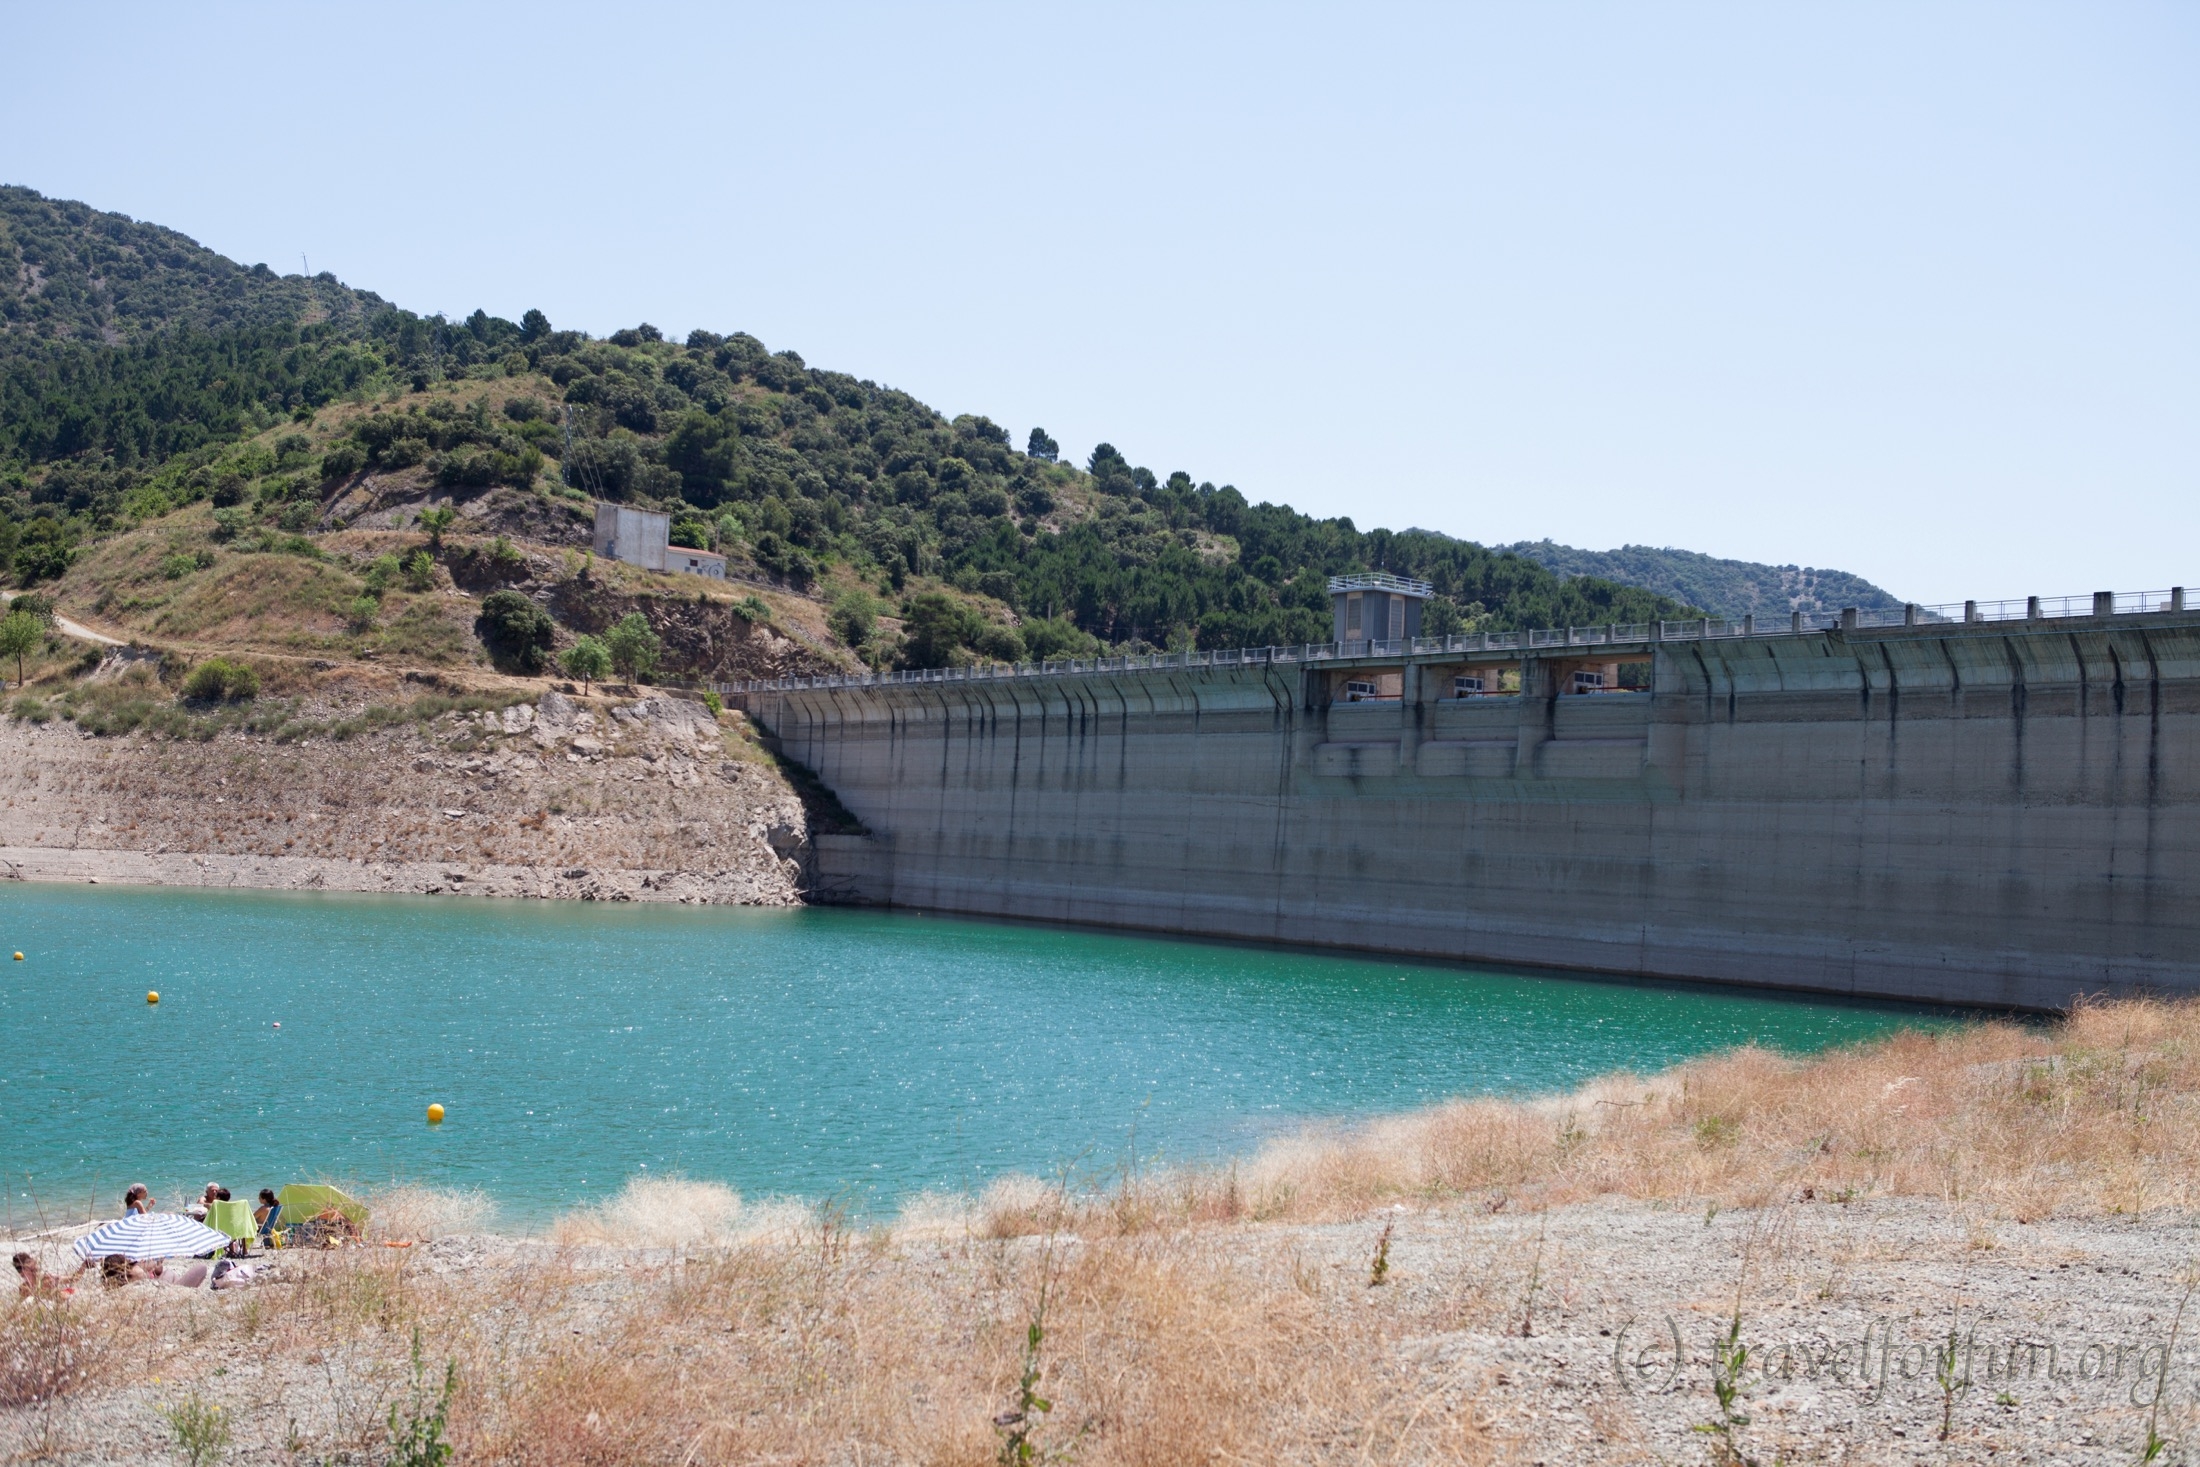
[559,635,610,693]
[0,1299,114,1407]
[828,589,879,646]
[897,591,979,670]
[181,657,260,702]
[477,589,556,674]
[320,442,367,480]
[12,540,70,584]
[0,611,42,688]
[401,550,436,592]
[159,1392,231,1467]
[363,553,403,595]
[159,553,200,580]
[348,595,381,631]
[701,689,723,716]
[8,594,56,626]
[603,612,661,684]
[973,622,1026,663]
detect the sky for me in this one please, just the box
[5,3,2195,603]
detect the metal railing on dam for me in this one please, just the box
[717,584,2192,696]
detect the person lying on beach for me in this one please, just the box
[94,1254,158,1287]
[210,1259,257,1290]
[12,1252,68,1299]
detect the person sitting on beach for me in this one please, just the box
[122,1184,152,1215]
[187,1183,221,1221]
[253,1189,280,1242]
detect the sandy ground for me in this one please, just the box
[0,690,811,906]
[6,1196,2197,1465]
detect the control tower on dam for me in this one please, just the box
[728,587,2200,1011]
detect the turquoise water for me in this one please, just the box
[0,885,1938,1225]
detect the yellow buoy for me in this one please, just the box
[11,951,21,961]
[146,991,160,1005]
[426,1103,446,1124]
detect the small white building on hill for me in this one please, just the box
[669,545,726,578]
[593,504,724,579]
[594,503,669,571]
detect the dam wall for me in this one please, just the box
[733,612,2200,1010]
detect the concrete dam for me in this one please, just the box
[728,589,2200,1011]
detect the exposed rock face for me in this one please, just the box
[0,691,810,905]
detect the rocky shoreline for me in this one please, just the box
[0,686,813,907]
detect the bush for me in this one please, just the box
[158,553,202,580]
[363,553,402,595]
[348,595,381,631]
[603,612,662,684]
[12,540,69,584]
[0,1298,114,1407]
[9,594,56,626]
[701,690,722,716]
[320,442,367,480]
[828,589,879,646]
[476,589,556,673]
[181,657,259,702]
[972,622,1026,663]
[897,591,979,670]
[401,550,436,592]
[559,635,610,692]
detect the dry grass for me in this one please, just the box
[0,1298,123,1410]
[545,1175,810,1248]
[15,998,2200,1465]
[364,1184,498,1241]
[969,995,2196,1238]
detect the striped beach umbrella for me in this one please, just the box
[72,1213,229,1261]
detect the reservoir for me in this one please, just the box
[0,885,1939,1225]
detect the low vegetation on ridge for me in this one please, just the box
[0,184,1692,686]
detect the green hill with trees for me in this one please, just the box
[0,183,1810,671]
[1499,539,1903,620]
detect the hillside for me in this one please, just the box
[0,186,1704,679]
[1501,538,1904,619]
[0,184,383,345]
